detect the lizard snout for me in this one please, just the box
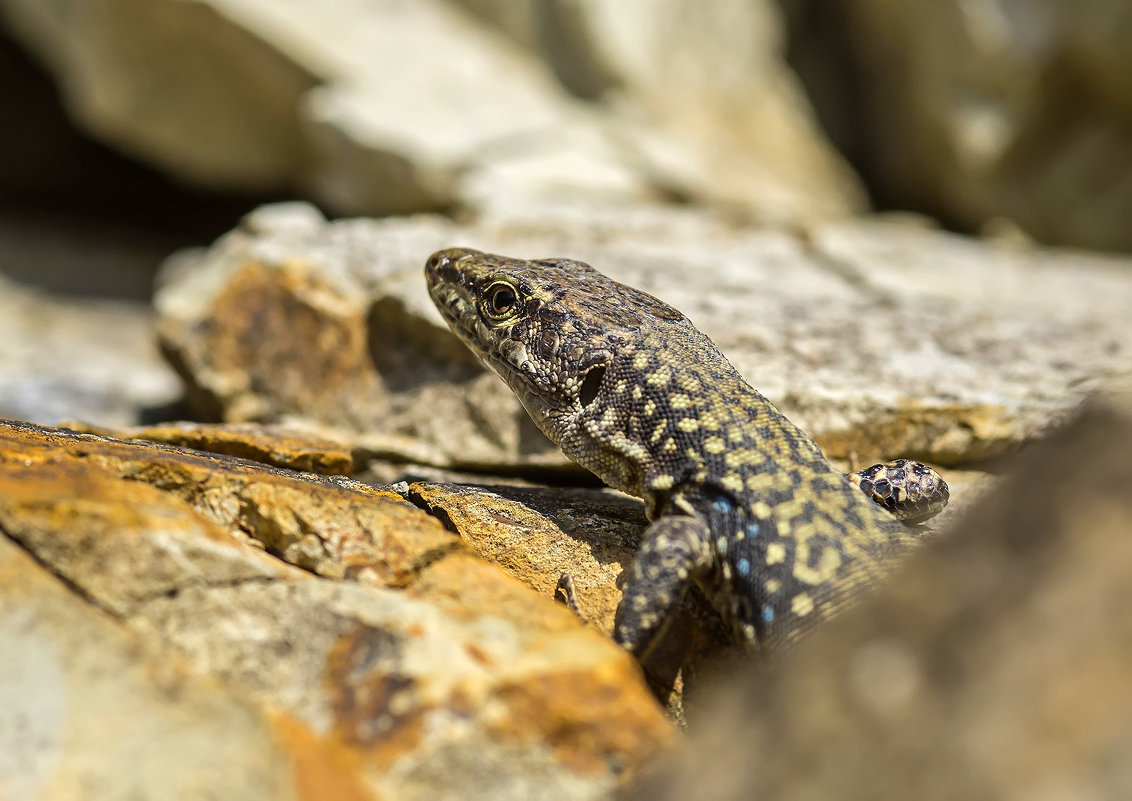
[425,247,482,285]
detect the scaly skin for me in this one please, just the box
[425,247,947,660]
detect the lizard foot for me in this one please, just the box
[847,458,949,525]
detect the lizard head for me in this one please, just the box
[425,247,682,443]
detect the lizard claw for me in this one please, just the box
[554,572,590,624]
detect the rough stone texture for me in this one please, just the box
[817,0,1132,251]
[628,397,1132,800]
[405,481,740,719]
[0,419,675,799]
[409,482,646,633]
[68,420,357,476]
[0,273,179,426]
[2,419,452,586]
[0,0,862,226]
[0,453,302,617]
[0,535,307,801]
[157,203,1132,473]
[154,204,565,472]
[782,218,1132,462]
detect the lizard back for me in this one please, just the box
[426,247,920,650]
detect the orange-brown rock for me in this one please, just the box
[406,482,737,715]
[0,419,674,799]
[408,482,646,633]
[1,419,450,585]
[66,419,357,475]
[0,534,304,800]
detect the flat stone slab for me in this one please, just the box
[156,203,1132,472]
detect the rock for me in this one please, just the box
[3,419,450,586]
[786,218,1132,462]
[406,481,735,717]
[67,420,357,476]
[794,0,1132,251]
[0,534,307,801]
[408,482,647,633]
[0,0,861,226]
[154,204,566,472]
[0,273,179,426]
[451,114,676,223]
[628,397,1132,799]
[454,0,867,224]
[0,0,660,216]
[0,0,316,192]
[0,419,675,798]
[296,0,673,219]
[156,203,1132,472]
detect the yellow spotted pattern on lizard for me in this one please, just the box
[425,248,947,658]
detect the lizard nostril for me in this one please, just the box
[425,247,486,284]
[424,250,448,277]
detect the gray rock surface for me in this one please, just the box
[0,273,179,426]
[157,203,1132,473]
[452,0,867,224]
[0,0,862,226]
[0,535,302,801]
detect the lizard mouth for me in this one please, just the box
[460,330,554,424]
[426,263,556,421]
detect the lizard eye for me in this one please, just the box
[483,282,518,319]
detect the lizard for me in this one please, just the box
[425,247,948,663]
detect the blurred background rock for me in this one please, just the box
[1,0,1131,426]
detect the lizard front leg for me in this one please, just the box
[614,515,715,662]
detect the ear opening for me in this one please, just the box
[578,365,606,407]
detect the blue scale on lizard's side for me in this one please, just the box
[426,248,947,660]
